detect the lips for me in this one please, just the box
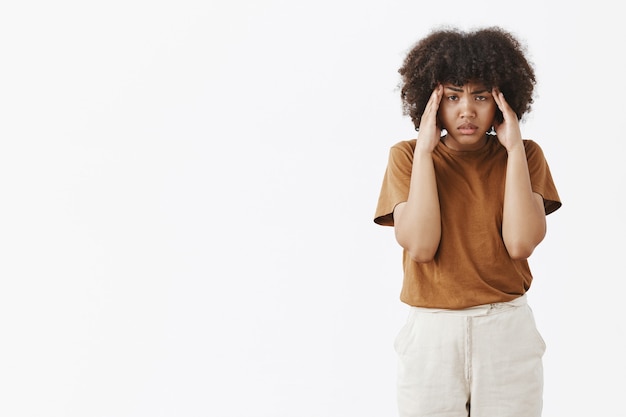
[458,123,478,134]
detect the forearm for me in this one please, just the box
[502,146,546,259]
[394,149,441,262]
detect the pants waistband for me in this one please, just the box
[408,294,528,317]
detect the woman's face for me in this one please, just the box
[438,81,497,151]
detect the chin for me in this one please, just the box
[458,135,485,144]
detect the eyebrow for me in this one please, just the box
[445,86,490,94]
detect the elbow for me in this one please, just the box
[506,245,534,260]
[407,245,438,263]
[503,224,546,260]
[394,222,441,263]
[505,239,540,260]
[396,233,438,263]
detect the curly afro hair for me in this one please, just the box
[398,26,536,130]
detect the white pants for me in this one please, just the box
[395,295,545,417]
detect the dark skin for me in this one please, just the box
[394,82,546,262]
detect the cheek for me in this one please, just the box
[484,105,497,121]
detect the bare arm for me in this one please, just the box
[493,89,546,259]
[394,86,443,262]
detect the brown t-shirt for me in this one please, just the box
[374,137,561,309]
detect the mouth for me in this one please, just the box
[457,123,478,135]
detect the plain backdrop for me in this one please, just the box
[0,1,624,416]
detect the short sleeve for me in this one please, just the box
[524,140,562,215]
[373,141,415,226]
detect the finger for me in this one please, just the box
[492,88,515,120]
[418,86,444,135]
[429,85,444,111]
[434,84,443,103]
[491,88,504,107]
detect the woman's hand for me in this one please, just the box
[416,84,443,153]
[394,85,443,263]
[492,88,524,153]
[493,88,546,259]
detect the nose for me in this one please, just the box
[460,98,476,118]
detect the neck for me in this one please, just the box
[442,134,489,151]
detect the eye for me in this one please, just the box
[475,95,487,101]
[446,95,459,101]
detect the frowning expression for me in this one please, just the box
[438,81,497,151]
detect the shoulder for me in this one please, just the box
[387,139,417,163]
[522,139,547,160]
[390,138,417,153]
[522,139,545,152]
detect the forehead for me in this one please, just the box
[443,80,488,89]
